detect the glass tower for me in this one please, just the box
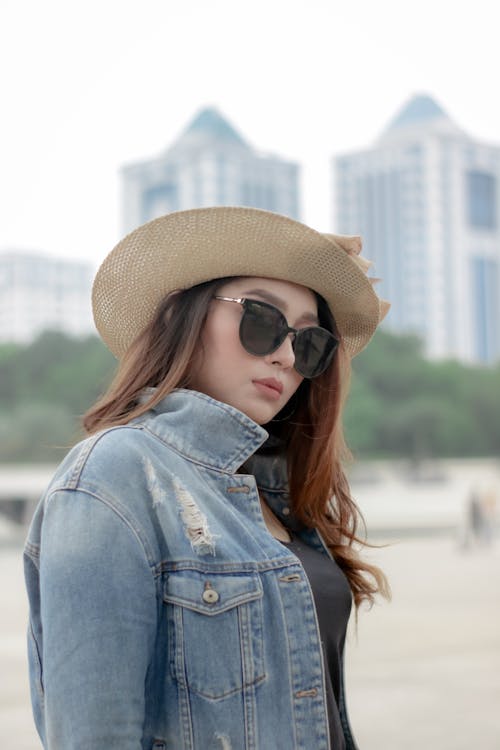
[333,94,500,364]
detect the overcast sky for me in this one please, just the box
[1,0,498,266]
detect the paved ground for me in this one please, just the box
[345,534,500,749]
[2,528,499,749]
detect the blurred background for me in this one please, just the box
[1,1,499,747]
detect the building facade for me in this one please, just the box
[0,251,94,344]
[121,107,300,233]
[334,94,500,364]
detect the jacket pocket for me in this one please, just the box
[164,570,266,700]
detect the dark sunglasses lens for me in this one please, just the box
[239,301,287,355]
[293,328,338,378]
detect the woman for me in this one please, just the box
[24,206,390,750]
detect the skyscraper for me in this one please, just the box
[122,108,300,233]
[0,251,94,343]
[333,94,500,364]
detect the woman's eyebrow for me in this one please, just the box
[243,288,319,325]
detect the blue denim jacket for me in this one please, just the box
[24,389,358,750]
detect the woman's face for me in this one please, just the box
[189,277,318,425]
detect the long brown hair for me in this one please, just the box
[84,278,390,608]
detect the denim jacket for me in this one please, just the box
[24,389,358,750]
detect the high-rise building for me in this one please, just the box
[121,107,300,233]
[333,94,500,364]
[0,251,95,344]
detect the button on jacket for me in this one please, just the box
[24,389,358,750]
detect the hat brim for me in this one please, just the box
[92,206,383,358]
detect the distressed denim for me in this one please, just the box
[24,389,358,750]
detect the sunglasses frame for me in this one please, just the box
[213,295,338,378]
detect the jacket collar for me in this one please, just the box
[139,389,269,474]
[139,388,307,532]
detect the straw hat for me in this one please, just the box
[92,206,390,358]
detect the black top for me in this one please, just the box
[281,533,352,750]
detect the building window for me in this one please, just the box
[466,171,497,229]
[142,183,178,222]
[471,255,498,363]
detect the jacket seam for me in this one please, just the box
[157,557,303,574]
[44,486,158,572]
[64,425,145,489]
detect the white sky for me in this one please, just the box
[1,0,498,267]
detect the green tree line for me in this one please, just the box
[0,329,499,463]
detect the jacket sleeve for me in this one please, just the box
[36,489,157,749]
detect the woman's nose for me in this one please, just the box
[264,333,296,369]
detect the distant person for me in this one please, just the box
[481,485,498,544]
[24,207,390,749]
[470,489,484,538]
[462,485,497,549]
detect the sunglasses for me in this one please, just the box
[214,296,339,378]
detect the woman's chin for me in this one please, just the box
[228,398,281,426]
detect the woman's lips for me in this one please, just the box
[252,379,283,400]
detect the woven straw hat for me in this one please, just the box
[92,206,389,359]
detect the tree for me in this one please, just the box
[0,332,116,463]
[1,328,499,462]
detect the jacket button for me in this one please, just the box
[202,588,220,604]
